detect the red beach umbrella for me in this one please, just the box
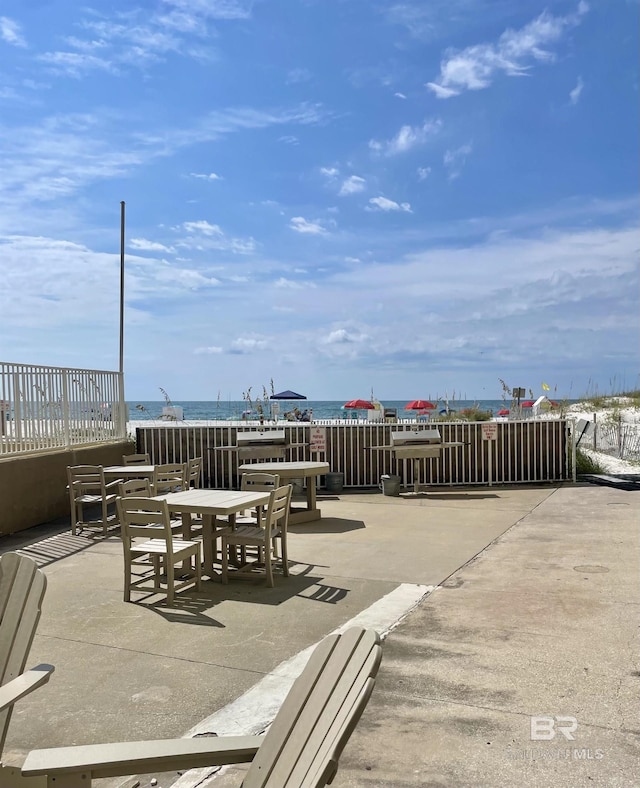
[521,400,535,407]
[343,399,375,410]
[497,408,510,416]
[405,399,436,411]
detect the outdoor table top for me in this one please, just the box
[152,488,271,515]
[237,460,330,478]
[103,464,156,477]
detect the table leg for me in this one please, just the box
[181,512,191,540]
[306,476,317,512]
[202,514,214,578]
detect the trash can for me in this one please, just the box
[381,474,401,496]
[325,472,344,493]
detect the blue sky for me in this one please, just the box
[1,0,638,402]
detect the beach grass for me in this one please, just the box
[575,448,608,475]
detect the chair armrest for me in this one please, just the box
[0,664,55,712]
[105,479,124,491]
[22,734,260,780]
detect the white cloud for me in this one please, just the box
[190,172,222,180]
[286,67,311,84]
[230,336,268,353]
[182,220,223,235]
[175,220,255,253]
[443,144,472,179]
[417,167,431,181]
[193,346,223,354]
[279,135,299,145]
[289,216,327,234]
[427,4,588,98]
[0,16,26,47]
[394,92,407,99]
[318,326,371,359]
[369,119,441,156]
[129,238,175,252]
[569,77,584,105]
[320,167,339,178]
[339,175,366,196]
[367,196,412,213]
[38,51,116,77]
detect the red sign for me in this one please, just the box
[309,426,327,453]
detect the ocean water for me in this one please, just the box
[128,399,549,422]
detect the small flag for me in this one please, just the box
[542,382,550,391]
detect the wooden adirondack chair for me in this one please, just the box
[21,626,382,788]
[0,553,54,788]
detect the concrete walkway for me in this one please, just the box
[2,482,638,787]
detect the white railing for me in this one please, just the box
[0,362,126,456]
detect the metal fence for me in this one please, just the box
[0,361,126,456]
[135,419,572,489]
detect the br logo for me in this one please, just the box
[530,716,578,741]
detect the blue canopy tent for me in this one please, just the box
[269,390,308,421]
[270,390,307,400]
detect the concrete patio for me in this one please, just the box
[2,481,638,787]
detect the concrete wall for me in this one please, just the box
[0,441,134,536]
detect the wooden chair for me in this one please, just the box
[21,626,382,788]
[222,484,292,587]
[116,497,201,606]
[117,478,152,498]
[122,453,150,466]
[66,465,121,536]
[187,457,203,489]
[0,553,54,787]
[236,472,281,560]
[118,479,183,535]
[151,463,187,496]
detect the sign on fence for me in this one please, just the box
[481,423,498,441]
[309,426,327,454]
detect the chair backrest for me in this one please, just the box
[122,453,151,466]
[244,626,382,788]
[67,465,106,495]
[240,472,281,493]
[152,463,186,495]
[117,497,175,557]
[0,553,47,754]
[263,484,292,539]
[187,457,203,489]
[118,478,152,499]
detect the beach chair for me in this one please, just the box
[122,453,151,466]
[21,626,382,788]
[66,465,121,536]
[117,497,201,605]
[151,463,187,496]
[187,457,203,489]
[222,484,292,587]
[0,553,54,787]
[236,472,282,559]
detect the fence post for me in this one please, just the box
[593,412,597,450]
[62,372,71,448]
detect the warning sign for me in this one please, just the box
[481,423,498,441]
[309,426,327,454]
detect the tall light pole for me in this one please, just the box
[119,200,125,376]
[118,201,126,435]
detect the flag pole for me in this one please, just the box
[119,201,125,376]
